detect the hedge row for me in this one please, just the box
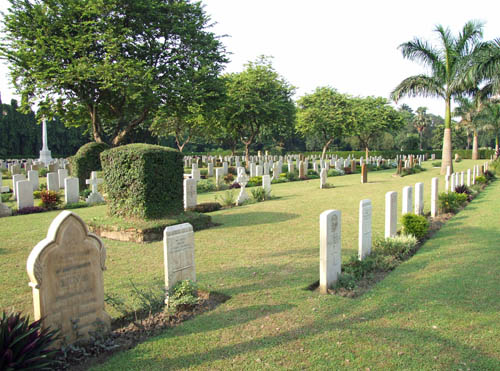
[69,142,110,189]
[100,143,183,220]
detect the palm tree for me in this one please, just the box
[454,96,483,159]
[477,102,500,156]
[412,107,430,150]
[391,21,484,175]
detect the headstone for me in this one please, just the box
[402,186,413,214]
[223,162,228,175]
[10,164,21,175]
[431,177,438,217]
[17,180,34,209]
[319,210,341,294]
[58,168,69,190]
[85,171,104,204]
[262,175,271,194]
[467,169,471,187]
[64,177,80,204]
[215,168,224,187]
[361,164,367,183]
[27,211,110,346]
[0,174,8,193]
[236,173,249,205]
[207,162,214,177]
[12,174,26,199]
[250,163,256,177]
[256,165,263,176]
[288,161,294,174]
[385,191,397,238]
[27,170,39,191]
[298,161,305,178]
[47,172,59,192]
[163,223,196,303]
[183,178,197,210]
[450,173,456,192]
[415,182,424,215]
[358,199,372,260]
[320,168,327,189]
[446,166,451,177]
[351,160,356,173]
[460,171,464,186]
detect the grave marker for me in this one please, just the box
[319,210,341,294]
[183,178,197,210]
[431,177,438,217]
[358,199,372,260]
[385,191,397,238]
[415,182,424,215]
[402,186,413,214]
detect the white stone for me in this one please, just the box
[320,168,327,189]
[27,211,110,346]
[460,172,464,186]
[358,199,372,260]
[207,162,214,177]
[163,223,196,303]
[12,174,26,199]
[467,169,471,187]
[250,163,256,177]
[85,171,104,204]
[215,168,224,186]
[58,168,69,190]
[183,178,197,210]
[450,173,456,192]
[16,179,34,209]
[319,209,342,294]
[446,165,451,177]
[385,191,397,238]
[236,173,249,205]
[47,172,59,191]
[223,162,228,175]
[39,118,53,166]
[288,161,294,173]
[262,175,271,194]
[256,165,263,176]
[415,182,424,215]
[191,168,200,181]
[402,186,413,214]
[431,177,438,217]
[64,177,80,204]
[27,170,39,191]
[445,175,450,193]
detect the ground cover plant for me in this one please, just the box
[1,160,499,369]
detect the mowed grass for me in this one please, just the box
[1,159,499,369]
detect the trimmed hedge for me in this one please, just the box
[70,142,110,189]
[101,143,183,219]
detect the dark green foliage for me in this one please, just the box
[223,173,234,184]
[475,175,487,184]
[250,187,271,202]
[168,280,199,311]
[64,201,89,210]
[197,179,216,193]
[0,311,59,370]
[101,143,183,219]
[432,161,442,167]
[327,169,343,177]
[215,190,236,207]
[454,184,472,200]
[70,142,110,189]
[438,192,468,213]
[484,170,496,182]
[401,213,429,240]
[285,172,298,181]
[16,206,46,215]
[192,202,221,213]
[247,176,263,187]
[400,164,425,177]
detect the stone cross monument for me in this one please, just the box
[39,118,53,166]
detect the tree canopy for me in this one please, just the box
[0,0,228,146]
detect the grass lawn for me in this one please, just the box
[1,159,499,369]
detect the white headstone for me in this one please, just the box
[27,211,110,346]
[58,168,69,190]
[207,162,214,177]
[85,171,104,204]
[64,177,80,204]
[320,168,327,189]
[262,174,271,194]
[431,177,438,217]
[445,175,450,193]
[27,170,39,191]
[47,172,59,192]
[256,165,263,176]
[319,210,341,294]
[414,182,424,215]
[12,174,26,199]
[358,199,372,260]
[402,186,413,214]
[460,171,464,186]
[163,223,196,303]
[236,173,249,205]
[450,173,456,192]
[183,178,197,210]
[466,169,471,187]
[223,162,228,175]
[17,179,34,209]
[385,191,397,238]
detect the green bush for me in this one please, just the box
[192,202,221,213]
[484,170,496,182]
[0,311,59,370]
[285,171,298,181]
[250,187,271,202]
[489,159,500,176]
[327,169,342,177]
[373,234,418,260]
[197,179,217,193]
[438,192,468,213]
[168,280,199,311]
[247,176,262,187]
[38,167,48,177]
[215,190,236,207]
[432,161,441,167]
[70,142,110,189]
[101,143,183,219]
[40,190,62,210]
[401,213,429,240]
[475,175,487,184]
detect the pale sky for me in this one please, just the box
[1,0,500,117]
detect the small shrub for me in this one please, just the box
[228,166,237,175]
[64,201,89,210]
[223,173,234,184]
[215,190,236,207]
[474,175,487,184]
[307,169,317,176]
[327,169,342,177]
[199,169,208,177]
[193,202,221,213]
[484,170,496,182]
[285,171,298,181]
[454,157,462,163]
[373,235,418,260]
[33,190,42,199]
[40,190,61,210]
[228,182,241,189]
[401,213,429,240]
[39,168,49,177]
[489,159,500,176]
[454,184,472,201]
[247,176,262,187]
[16,206,46,215]
[438,192,468,213]
[80,188,92,199]
[197,179,217,193]
[39,183,47,190]
[0,311,59,370]
[168,280,199,311]
[1,194,10,202]
[271,177,288,184]
[250,187,271,202]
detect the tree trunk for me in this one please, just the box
[472,130,479,160]
[321,138,333,160]
[365,146,369,160]
[419,130,423,151]
[244,142,250,167]
[440,97,453,175]
[89,107,104,143]
[111,109,149,146]
[466,131,471,150]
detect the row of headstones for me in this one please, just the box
[3,158,68,174]
[26,210,196,346]
[444,163,487,192]
[0,170,104,213]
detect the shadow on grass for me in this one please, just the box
[212,211,300,228]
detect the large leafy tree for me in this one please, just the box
[219,57,296,164]
[350,96,403,158]
[296,87,353,159]
[0,0,227,146]
[391,21,484,174]
[477,102,500,154]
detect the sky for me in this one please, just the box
[1,0,500,117]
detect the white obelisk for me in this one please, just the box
[39,118,52,166]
